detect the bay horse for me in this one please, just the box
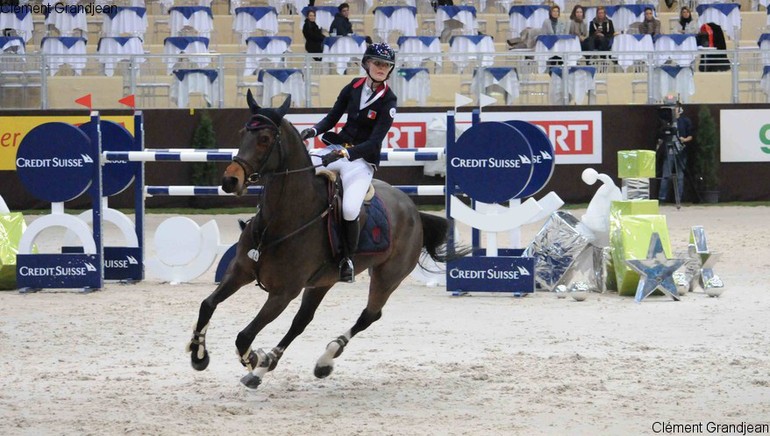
[187,91,458,389]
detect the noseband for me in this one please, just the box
[234,113,285,185]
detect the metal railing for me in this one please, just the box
[0,46,768,109]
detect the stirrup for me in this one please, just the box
[339,258,355,283]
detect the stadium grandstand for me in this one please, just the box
[1,0,769,108]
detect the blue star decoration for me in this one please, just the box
[625,232,686,303]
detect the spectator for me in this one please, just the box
[330,2,353,36]
[568,5,589,50]
[587,6,616,52]
[303,9,326,61]
[677,6,698,34]
[1,0,19,36]
[639,7,660,36]
[541,5,567,35]
[431,0,454,12]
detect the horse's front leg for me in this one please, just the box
[237,289,302,389]
[245,286,334,375]
[187,262,254,371]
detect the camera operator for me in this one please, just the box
[657,101,693,203]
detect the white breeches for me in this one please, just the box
[311,154,374,221]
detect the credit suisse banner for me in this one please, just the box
[0,116,134,171]
[720,109,770,162]
[287,110,603,165]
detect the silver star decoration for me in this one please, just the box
[625,232,686,303]
[686,226,722,292]
[699,251,722,290]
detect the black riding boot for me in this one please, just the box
[339,218,359,283]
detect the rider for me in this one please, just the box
[300,43,397,283]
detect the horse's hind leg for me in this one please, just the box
[187,263,254,371]
[245,286,333,381]
[314,272,403,379]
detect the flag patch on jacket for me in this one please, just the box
[367,110,377,119]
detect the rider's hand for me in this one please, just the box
[321,151,344,166]
[300,128,316,140]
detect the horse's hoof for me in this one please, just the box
[240,373,262,389]
[314,364,333,379]
[191,351,210,371]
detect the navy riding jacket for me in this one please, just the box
[312,77,397,167]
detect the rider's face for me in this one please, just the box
[367,60,391,82]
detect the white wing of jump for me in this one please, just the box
[146,218,221,284]
[450,195,542,232]
[524,191,565,224]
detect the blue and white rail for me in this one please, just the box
[103,148,445,163]
[144,185,446,197]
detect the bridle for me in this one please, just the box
[233,113,285,185]
[233,113,321,185]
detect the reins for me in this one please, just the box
[254,180,339,252]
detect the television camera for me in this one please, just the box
[657,95,684,154]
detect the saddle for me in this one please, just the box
[316,169,375,203]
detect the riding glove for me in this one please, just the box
[321,151,344,166]
[300,128,316,140]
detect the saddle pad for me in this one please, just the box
[327,194,391,257]
[358,194,391,255]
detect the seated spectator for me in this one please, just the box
[639,7,660,36]
[568,5,589,50]
[587,6,617,52]
[330,3,353,36]
[541,5,568,35]
[303,9,326,61]
[431,0,454,12]
[329,2,372,44]
[677,6,698,34]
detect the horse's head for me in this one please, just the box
[222,90,292,195]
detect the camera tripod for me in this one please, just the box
[660,135,701,209]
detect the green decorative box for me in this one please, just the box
[618,150,656,179]
[0,212,27,290]
[610,214,672,296]
[610,200,659,217]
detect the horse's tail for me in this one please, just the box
[419,212,471,265]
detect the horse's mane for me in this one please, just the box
[279,117,314,166]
